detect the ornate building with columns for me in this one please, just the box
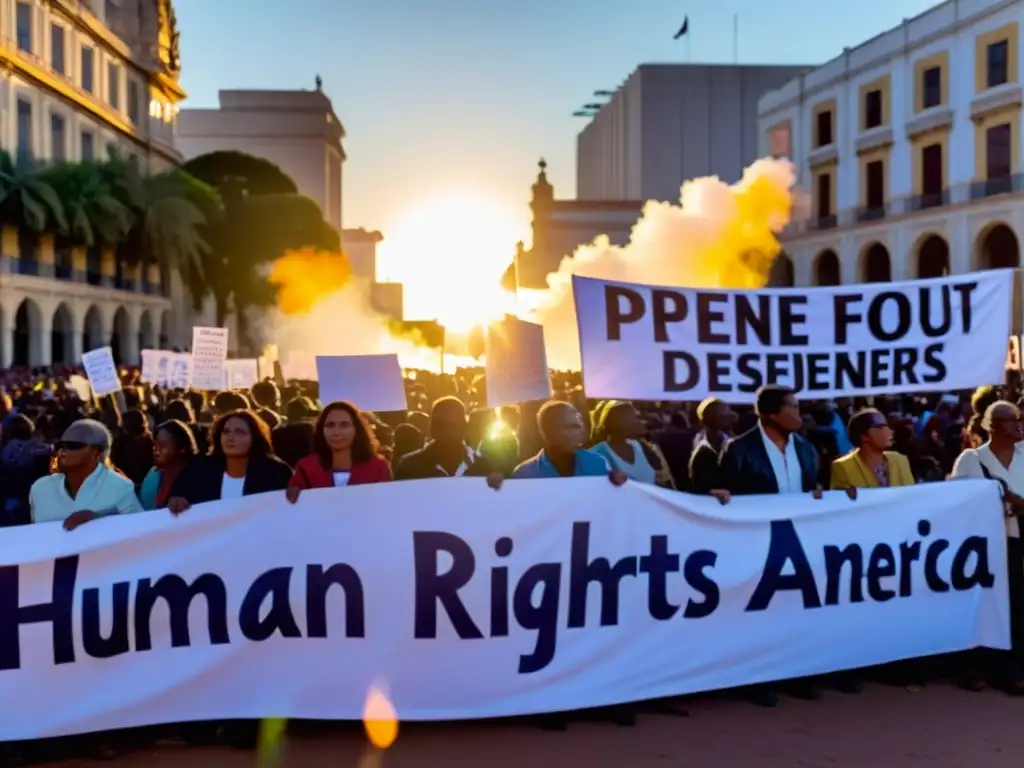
[759,0,1024,330]
[0,0,186,368]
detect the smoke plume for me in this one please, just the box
[524,158,800,369]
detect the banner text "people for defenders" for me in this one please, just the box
[572,271,1013,402]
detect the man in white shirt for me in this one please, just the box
[29,419,142,529]
[716,386,828,708]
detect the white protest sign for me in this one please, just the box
[190,327,228,390]
[316,354,407,412]
[0,479,1007,740]
[140,350,191,388]
[485,316,552,407]
[166,352,191,389]
[140,349,163,384]
[80,347,120,396]
[223,359,259,390]
[573,271,1014,402]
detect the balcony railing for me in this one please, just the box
[781,178,1024,237]
[970,173,1024,200]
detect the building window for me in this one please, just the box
[50,114,65,161]
[987,40,1009,88]
[81,130,94,161]
[128,79,140,125]
[922,143,944,195]
[107,62,120,109]
[986,123,1012,179]
[51,24,65,75]
[815,110,833,148]
[864,90,883,130]
[16,2,32,53]
[81,46,94,93]
[816,172,832,217]
[105,142,116,160]
[865,160,885,208]
[17,100,32,158]
[923,67,942,108]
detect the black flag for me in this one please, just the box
[673,15,689,39]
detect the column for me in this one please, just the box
[33,321,50,368]
[889,223,910,280]
[839,234,859,284]
[37,235,55,278]
[122,309,139,366]
[947,212,971,274]
[69,320,83,365]
[100,248,115,288]
[0,305,12,370]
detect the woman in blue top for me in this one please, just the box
[590,401,660,485]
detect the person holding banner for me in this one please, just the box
[688,398,737,496]
[138,420,199,510]
[29,419,142,528]
[394,397,487,479]
[166,410,293,514]
[716,386,827,707]
[591,401,674,488]
[830,409,915,491]
[951,400,1024,694]
[286,401,392,502]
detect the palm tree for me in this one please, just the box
[97,154,221,295]
[0,150,66,234]
[41,162,131,248]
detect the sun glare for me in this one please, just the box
[378,193,522,332]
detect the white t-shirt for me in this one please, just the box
[220,473,246,500]
[951,443,1024,538]
[333,472,351,487]
[758,422,803,493]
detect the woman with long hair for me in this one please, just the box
[286,401,391,503]
[138,420,198,510]
[166,409,292,514]
[162,409,291,751]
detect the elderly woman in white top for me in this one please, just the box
[951,400,1024,694]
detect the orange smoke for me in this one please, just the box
[268,248,352,315]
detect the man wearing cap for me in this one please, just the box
[29,419,142,529]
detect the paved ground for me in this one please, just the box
[47,684,1023,767]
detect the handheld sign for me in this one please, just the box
[316,354,407,412]
[485,316,551,407]
[224,359,259,390]
[81,347,121,396]
[573,271,1014,402]
[191,327,229,391]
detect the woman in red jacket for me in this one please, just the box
[286,400,391,502]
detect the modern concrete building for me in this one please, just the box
[177,86,346,231]
[0,0,186,367]
[758,0,1024,331]
[576,63,814,203]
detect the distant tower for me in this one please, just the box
[530,158,554,261]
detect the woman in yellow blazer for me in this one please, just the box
[829,407,918,693]
[830,408,915,490]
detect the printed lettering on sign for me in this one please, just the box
[0,479,1008,740]
[573,272,1014,402]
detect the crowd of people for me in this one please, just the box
[1,364,1022,762]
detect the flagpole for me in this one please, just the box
[733,14,738,64]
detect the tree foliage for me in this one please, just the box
[183,151,340,347]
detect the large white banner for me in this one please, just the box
[0,479,1008,740]
[573,271,1014,402]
